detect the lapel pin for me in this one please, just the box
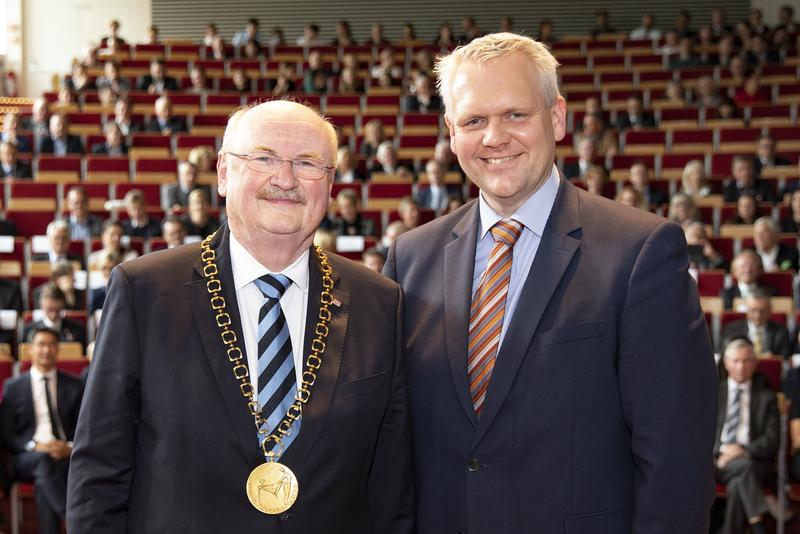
[331,297,341,308]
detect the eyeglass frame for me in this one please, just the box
[222,150,335,181]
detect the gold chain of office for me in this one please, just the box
[200,232,334,461]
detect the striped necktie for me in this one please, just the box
[468,218,524,416]
[722,387,744,445]
[254,274,300,456]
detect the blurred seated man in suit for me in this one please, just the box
[22,97,50,143]
[145,96,186,136]
[2,112,32,152]
[723,155,776,203]
[628,160,667,207]
[405,74,442,113]
[121,189,161,239]
[0,141,32,178]
[334,146,365,184]
[415,159,461,214]
[60,186,103,241]
[2,326,83,534]
[32,220,85,269]
[750,216,799,272]
[753,134,790,178]
[562,137,597,180]
[715,338,779,534]
[180,188,219,238]
[161,161,211,211]
[368,141,413,180]
[0,277,22,345]
[720,291,792,359]
[90,122,128,156]
[112,97,142,137]
[23,285,86,348]
[722,250,776,310]
[333,189,375,237]
[39,113,84,156]
[137,58,178,94]
[161,216,187,249]
[616,94,656,131]
[397,196,420,229]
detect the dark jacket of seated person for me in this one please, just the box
[39,135,84,156]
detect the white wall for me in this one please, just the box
[20,0,151,97]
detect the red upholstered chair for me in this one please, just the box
[397,135,437,161]
[776,83,800,104]
[364,95,400,114]
[6,211,54,237]
[670,129,714,153]
[561,73,595,92]
[175,134,217,159]
[366,183,412,210]
[661,153,708,181]
[326,95,361,116]
[628,54,664,72]
[755,357,783,392]
[169,44,202,61]
[194,60,225,78]
[66,112,102,136]
[36,155,81,182]
[132,43,166,60]
[191,114,228,136]
[116,183,161,207]
[360,114,398,137]
[695,271,725,297]
[638,71,673,89]
[402,113,440,136]
[205,93,244,115]
[718,127,762,154]
[623,130,666,155]
[591,55,625,73]
[708,238,734,264]
[86,156,131,183]
[658,107,700,129]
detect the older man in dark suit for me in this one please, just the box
[0,141,32,178]
[38,114,84,156]
[386,33,717,533]
[67,100,414,532]
[2,327,83,534]
[720,291,792,358]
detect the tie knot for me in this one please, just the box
[254,273,292,299]
[491,219,523,246]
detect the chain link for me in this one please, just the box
[200,232,334,461]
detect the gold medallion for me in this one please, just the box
[246,462,299,514]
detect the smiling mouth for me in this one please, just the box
[482,155,519,165]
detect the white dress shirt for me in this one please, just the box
[757,246,779,273]
[723,377,751,447]
[29,366,61,443]
[229,232,309,396]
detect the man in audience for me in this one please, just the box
[137,58,178,94]
[90,122,128,156]
[715,338,778,534]
[415,159,460,213]
[121,189,161,239]
[112,97,142,137]
[96,60,130,95]
[628,160,667,206]
[23,285,86,348]
[720,291,792,359]
[334,146,365,183]
[39,114,83,156]
[333,188,376,237]
[23,97,50,144]
[751,216,798,272]
[722,250,776,310]
[162,161,210,211]
[752,134,790,178]
[616,94,656,131]
[232,18,261,48]
[160,216,187,248]
[591,10,616,38]
[145,96,187,136]
[630,13,662,40]
[723,155,776,203]
[433,138,462,175]
[60,186,102,241]
[574,112,617,157]
[405,75,442,113]
[562,137,598,180]
[0,141,32,178]
[3,112,31,152]
[369,141,412,180]
[362,247,385,272]
[180,188,219,238]
[377,220,409,258]
[33,220,84,268]
[694,75,722,108]
[2,326,83,534]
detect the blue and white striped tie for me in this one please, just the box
[722,387,743,445]
[254,274,300,457]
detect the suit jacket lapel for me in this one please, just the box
[190,225,263,467]
[444,202,481,427]
[472,179,582,447]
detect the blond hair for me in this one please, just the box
[434,32,560,117]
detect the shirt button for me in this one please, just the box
[467,458,480,472]
[279,512,290,522]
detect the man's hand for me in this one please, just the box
[35,440,72,460]
[717,443,747,468]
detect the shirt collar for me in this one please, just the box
[229,231,309,293]
[30,366,57,381]
[727,377,752,394]
[477,164,559,239]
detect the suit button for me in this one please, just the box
[467,458,480,472]
[279,512,290,522]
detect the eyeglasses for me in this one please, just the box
[224,151,334,181]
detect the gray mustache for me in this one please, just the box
[257,186,307,204]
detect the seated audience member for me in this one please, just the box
[32,220,84,268]
[734,74,770,107]
[416,160,461,213]
[668,37,702,70]
[66,63,95,94]
[230,68,251,94]
[370,48,404,82]
[714,338,778,534]
[99,18,127,46]
[362,247,385,273]
[54,84,77,111]
[358,119,386,161]
[397,196,420,229]
[661,80,686,106]
[753,134,790,178]
[2,112,31,152]
[161,216,187,248]
[121,189,161,239]
[365,23,390,46]
[457,16,483,44]
[333,189,375,237]
[562,137,598,180]
[667,192,699,227]
[39,114,84,156]
[112,97,142,137]
[405,75,442,113]
[369,141,412,180]
[1,326,83,534]
[161,161,210,211]
[725,194,761,225]
[681,159,712,198]
[313,228,336,253]
[0,141,32,178]
[694,76,722,109]
[628,161,667,206]
[242,38,263,59]
[145,96,187,136]
[145,24,160,44]
[582,165,608,197]
[180,189,219,238]
[433,139,462,175]
[410,49,434,80]
[685,222,726,271]
[187,145,215,174]
[615,186,647,210]
[0,277,21,345]
[722,250,776,310]
[376,220,409,257]
[95,60,130,95]
[270,63,296,97]
[295,23,321,47]
[303,50,330,94]
[672,10,694,38]
[186,66,209,95]
[720,291,792,358]
[87,220,138,271]
[60,186,103,240]
[137,58,178,94]
[574,112,617,157]
[781,190,800,233]
[330,20,354,47]
[717,96,740,122]
[616,94,656,131]
[90,122,128,156]
[750,216,799,272]
[232,18,261,48]
[23,285,85,347]
[208,35,228,60]
[434,23,456,47]
[337,66,363,94]
[723,155,776,203]
[630,13,662,40]
[32,260,84,311]
[23,96,50,141]
[334,146,365,183]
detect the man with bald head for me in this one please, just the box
[67,101,414,532]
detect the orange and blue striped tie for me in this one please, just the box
[468,218,523,416]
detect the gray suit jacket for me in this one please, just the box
[385,178,718,534]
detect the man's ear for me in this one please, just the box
[445,115,456,153]
[216,153,228,197]
[551,96,567,142]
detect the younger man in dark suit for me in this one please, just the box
[2,327,83,534]
[23,284,86,349]
[137,58,178,94]
[144,96,186,136]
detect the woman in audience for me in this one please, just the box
[88,250,121,315]
[725,193,760,225]
[780,190,800,233]
[270,63,296,97]
[684,221,726,270]
[188,145,216,174]
[337,66,362,94]
[681,159,712,198]
[180,189,220,239]
[359,119,386,161]
[87,220,138,271]
[209,36,228,60]
[242,38,263,59]
[34,260,85,311]
[582,165,608,197]
[187,66,209,95]
[231,68,251,93]
[68,63,95,94]
[734,73,770,107]
[434,23,456,48]
[615,186,647,210]
[667,192,699,227]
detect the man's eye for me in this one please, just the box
[254,155,275,164]
[295,159,318,169]
[464,118,482,127]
